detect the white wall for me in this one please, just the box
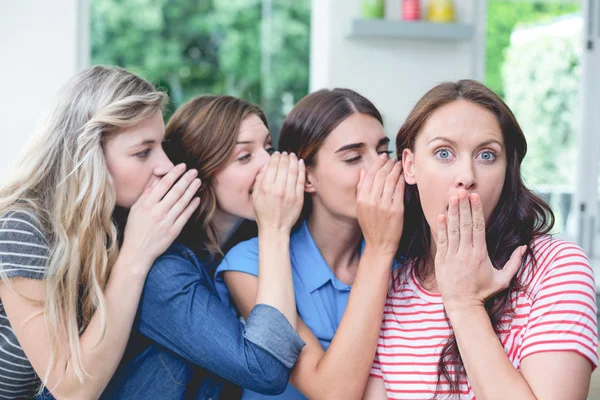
[310,0,482,142]
[0,0,88,182]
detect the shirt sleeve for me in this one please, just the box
[520,241,598,369]
[137,248,305,395]
[214,237,259,305]
[0,211,50,280]
[370,353,384,379]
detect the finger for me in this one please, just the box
[381,162,402,207]
[252,164,267,202]
[159,168,199,211]
[166,178,202,224]
[497,245,526,289]
[470,193,486,251]
[436,214,448,258]
[274,152,290,192]
[147,163,187,203]
[172,197,201,234]
[447,196,460,254]
[458,189,472,249]
[371,159,396,201]
[263,152,280,185]
[358,153,388,196]
[285,154,299,199]
[295,159,306,199]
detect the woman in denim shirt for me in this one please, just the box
[103,96,306,399]
[216,89,405,399]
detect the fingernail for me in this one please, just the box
[470,193,480,203]
[379,153,388,159]
[520,245,527,256]
[178,163,186,170]
[189,169,198,176]
[299,159,304,165]
[458,189,467,199]
[290,152,296,157]
[450,197,458,206]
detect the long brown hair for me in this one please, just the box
[163,95,268,258]
[278,88,383,221]
[395,80,554,395]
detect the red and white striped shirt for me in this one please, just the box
[371,237,598,399]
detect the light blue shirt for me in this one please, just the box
[215,221,397,399]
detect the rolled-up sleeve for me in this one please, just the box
[245,304,305,369]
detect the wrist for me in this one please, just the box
[258,225,292,239]
[443,298,485,319]
[115,247,152,280]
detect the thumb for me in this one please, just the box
[498,245,526,288]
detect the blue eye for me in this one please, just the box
[435,148,453,161]
[135,149,151,158]
[478,151,497,162]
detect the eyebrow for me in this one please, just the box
[428,136,503,149]
[335,137,390,153]
[237,133,272,145]
[135,139,156,147]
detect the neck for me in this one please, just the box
[212,208,244,247]
[306,205,362,277]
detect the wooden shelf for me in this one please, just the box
[346,19,473,40]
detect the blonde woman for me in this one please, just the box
[0,66,200,399]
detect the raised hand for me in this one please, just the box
[356,154,405,255]
[434,188,526,312]
[121,163,201,269]
[253,152,305,234]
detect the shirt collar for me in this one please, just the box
[290,221,352,293]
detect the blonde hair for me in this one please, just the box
[0,65,168,385]
[164,95,268,257]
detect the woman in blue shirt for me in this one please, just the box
[216,88,405,399]
[103,96,306,399]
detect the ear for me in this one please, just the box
[402,148,417,185]
[304,166,316,193]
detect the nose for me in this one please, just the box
[454,159,477,190]
[256,147,272,169]
[363,150,383,170]
[154,146,175,177]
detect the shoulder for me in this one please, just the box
[215,237,259,277]
[0,210,50,280]
[519,236,593,296]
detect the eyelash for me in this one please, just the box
[238,146,275,163]
[344,150,392,164]
[135,148,151,158]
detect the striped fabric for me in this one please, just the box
[371,237,598,399]
[0,211,50,398]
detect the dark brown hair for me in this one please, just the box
[278,88,383,221]
[163,95,268,257]
[395,79,554,395]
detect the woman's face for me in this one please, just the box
[402,100,507,243]
[307,112,390,221]
[104,111,174,208]
[212,114,273,220]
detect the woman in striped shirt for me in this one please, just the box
[0,66,200,398]
[364,80,597,399]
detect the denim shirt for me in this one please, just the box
[103,243,305,400]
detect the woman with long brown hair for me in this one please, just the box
[216,88,405,399]
[103,95,307,399]
[364,80,597,399]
